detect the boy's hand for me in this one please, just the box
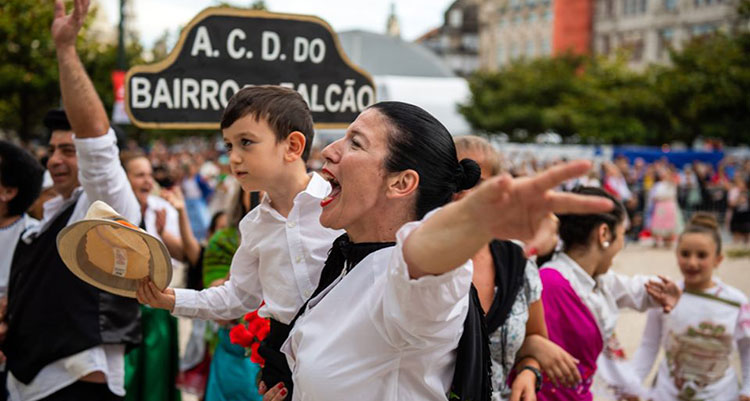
[645,275,681,313]
[135,278,176,311]
[52,0,89,49]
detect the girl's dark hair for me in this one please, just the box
[558,186,626,251]
[680,212,722,254]
[208,211,226,235]
[369,102,481,219]
[0,140,44,216]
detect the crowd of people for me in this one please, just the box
[0,1,749,401]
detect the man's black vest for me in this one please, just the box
[4,200,141,384]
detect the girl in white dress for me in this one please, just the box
[629,213,750,401]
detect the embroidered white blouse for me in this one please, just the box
[282,213,474,401]
[172,173,343,324]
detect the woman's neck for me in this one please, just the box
[566,247,600,278]
[345,198,413,244]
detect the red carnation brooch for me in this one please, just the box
[229,308,271,366]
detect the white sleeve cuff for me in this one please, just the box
[172,288,199,318]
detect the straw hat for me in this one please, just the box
[57,200,172,298]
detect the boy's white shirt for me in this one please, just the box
[172,172,344,324]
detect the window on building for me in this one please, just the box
[511,0,521,9]
[629,38,644,61]
[528,12,538,23]
[664,0,677,9]
[691,23,716,35]
[514,15,522,25]
[543,38,551,54]
[657,28,674,57]
[449,9,463,28]
[639,0,648,13]
[607,0,615,16]
[528,0,537,7]
[512,42,521,58]
[544,9,553,21]
[497,45,505,66]
[526,40,535,56]
[462,35,479,51]
[601,34,611,54]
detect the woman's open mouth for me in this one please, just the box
[320,169,341,207]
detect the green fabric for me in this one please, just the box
[203,227,239,287]
[125,306,181,401]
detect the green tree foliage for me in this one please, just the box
[460,33,750,146]
[0,0,144,142]
[0,0,66,141]
[655,33,750,146]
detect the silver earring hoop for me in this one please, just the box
[602,241,611,249]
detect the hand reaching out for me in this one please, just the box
[52,0,90,49]
[135,278,176,311]
[645,275,682,313]
[464,161,613,243]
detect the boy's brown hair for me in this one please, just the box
[220,86,315,161]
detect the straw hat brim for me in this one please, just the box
[57,219,172,298]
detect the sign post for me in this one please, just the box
[126,8,376,130]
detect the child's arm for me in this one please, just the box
[738,303,750,399]
[137,242,262,321]
[630,309,662,387]
[739,338,750,400]
[603,272,681,313]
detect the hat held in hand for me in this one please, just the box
[57,200,172,298]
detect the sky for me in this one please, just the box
[97,0,456,49]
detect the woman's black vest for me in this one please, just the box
[4,200,141,384]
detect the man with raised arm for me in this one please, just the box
[2,1,141,400]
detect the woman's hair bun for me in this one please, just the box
[688,212,719,230]
[457,158,481,192]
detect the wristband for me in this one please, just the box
[519,365,542,393]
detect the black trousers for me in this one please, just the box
[40,381,122,401]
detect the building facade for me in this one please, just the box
[478,0,556,70]
[416,0,481,76]
[478,0,741,71]
[592,0,741,67]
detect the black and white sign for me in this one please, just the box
[125,8,376,129]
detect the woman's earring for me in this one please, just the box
[602,241,611,249]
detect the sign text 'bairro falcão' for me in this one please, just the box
[125,8,376,129]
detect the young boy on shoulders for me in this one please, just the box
[137,86,343,394]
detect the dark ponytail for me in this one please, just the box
[558,186,626,251]
[369,102,480,219]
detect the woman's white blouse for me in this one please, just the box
[282,215,474,401]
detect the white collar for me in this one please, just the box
[259,172,331,218]
[544,252,618,340]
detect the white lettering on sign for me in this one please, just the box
[262,31,281,61]
[131,77,152,108]
[130,78,376,114]
[227,28,247,59]
[152,78,174,109]
[191,26,217,57]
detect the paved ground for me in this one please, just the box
[179,244,750,401]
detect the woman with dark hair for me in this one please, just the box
[260,102,614,401]
[454,136,580,401]
[536,187,682,401]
